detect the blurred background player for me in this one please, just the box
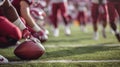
[30,0,49,35]
[107,0,120,42]
[45,0,71,37]
[31,0,47,9]
[91,0,108,40]
[74,0,88,33]
[11,0,48,43]
[67,0,77,25]
[0,0,32,63]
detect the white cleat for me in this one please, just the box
[53,28,59,37]
[110,29,115,35]
[83,27,88,33]
[0,55,9,63]
[80,25,84,32]
[80,25,88,33]
[65,26,71,36]
[93,32,99,40]
[102,29,106,38]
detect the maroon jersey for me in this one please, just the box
[0,9,4,16]
[11,0,34,16]
[108,0,120,2]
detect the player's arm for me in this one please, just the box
[20,0,41,32]
[0,0,26,30]
[20,1,37,28]
[1,0,18,22]
[0,0,31,38]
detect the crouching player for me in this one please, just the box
[11,0,48,43]
[0,0,42,63]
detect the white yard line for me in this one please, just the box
[2,44,120,64]
[7,60,120,64]
[44,44,120,48]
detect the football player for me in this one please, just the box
[107,0,120,42]
[74,0,88,32]
[67,0,77,27]
[11,0,48,43]
[0,0,31,63]
[91,0,108,40]
[45,0,71,37]
[30,1,49,35]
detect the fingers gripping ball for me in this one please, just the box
[33,31,48,43]
[14,39,45,60]
[22,28,31,39]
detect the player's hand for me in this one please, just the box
[32,30,48,43]
[22,28,31,39]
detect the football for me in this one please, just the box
[14,40,45,60]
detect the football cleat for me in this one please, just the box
[0,55,9,63]
[102,29,106,38]
[53,28,59,37]
[80,25,87,33]
[93,32,99,40]
[65,25,71,36]
[115,33,120,42]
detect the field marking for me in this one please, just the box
[5,60,120,64]
[44,44,120,48]
[1,44,120,64]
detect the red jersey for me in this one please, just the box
[0,9,4,16]
[11,0,34,16]
[108,0,120,2]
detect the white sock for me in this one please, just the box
[13,18,26,30]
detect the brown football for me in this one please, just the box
[14,40,45,60]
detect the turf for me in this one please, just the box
[0,23,120,67]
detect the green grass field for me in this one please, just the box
[0,23,120,67]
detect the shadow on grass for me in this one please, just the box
[7,44,120,61]
[42,46,120,59]
[47,36,92,44]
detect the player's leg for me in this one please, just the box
[0,16,22,48]
[91,3,99,40]
[77,11,87,32]
[51,3,59,37]
[107,2,120,42]
[114,3,120,42]
[60,2,71,35]
[100,4,108,38]
[0,16,22,63]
